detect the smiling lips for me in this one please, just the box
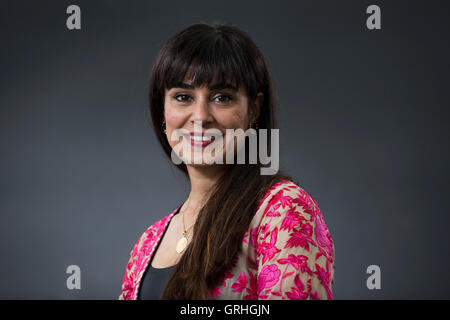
[185,132,217,147]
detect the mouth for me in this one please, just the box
[185,132,217,147]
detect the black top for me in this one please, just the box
[138,204,182,300]
[138,264,176,300]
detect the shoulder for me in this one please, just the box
[128,205,181,261]
[257,179,319,216]
[255,179,334,260]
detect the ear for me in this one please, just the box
[250,92,264,123]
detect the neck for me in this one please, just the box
[184,164,224,219]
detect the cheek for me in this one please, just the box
[219,107,249,129]
[164,106,184,128]
[165,114,182,128]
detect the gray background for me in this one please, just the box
[1,0,449,299]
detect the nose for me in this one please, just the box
[190,96,213,125]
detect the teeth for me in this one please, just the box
[190,135,212,141]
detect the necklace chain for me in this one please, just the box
[181,193,196,236]
[176,192,206,254]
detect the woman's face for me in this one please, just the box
[163,80,262,167]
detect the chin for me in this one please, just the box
[185,160,225,168]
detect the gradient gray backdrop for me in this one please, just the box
[1,0,449,299]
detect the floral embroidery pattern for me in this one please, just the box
[119,180,335,300]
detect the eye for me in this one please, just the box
[174,94,193,103]
[213,94,233,103]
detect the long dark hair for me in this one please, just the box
[149,23,295,299]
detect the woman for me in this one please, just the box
[119,23,335,300]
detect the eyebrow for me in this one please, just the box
[168,81,238,92]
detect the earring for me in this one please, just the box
[162,120,167,134]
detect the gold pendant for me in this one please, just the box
[176,236,188,253]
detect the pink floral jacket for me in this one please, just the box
[119,180,335,300]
